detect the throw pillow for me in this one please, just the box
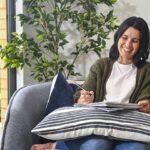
[44,72,77,116]
[32,106,150,143]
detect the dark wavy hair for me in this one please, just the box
[109,16,150,68]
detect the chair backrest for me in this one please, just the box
[1,82,51,150]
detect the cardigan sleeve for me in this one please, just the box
[132,62,150,103]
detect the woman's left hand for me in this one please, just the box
[138,100,150,113]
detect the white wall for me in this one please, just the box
[16,0,150,88]
[16,0,24,89]
[114,0,150,23]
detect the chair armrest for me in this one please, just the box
[1,82,51,150]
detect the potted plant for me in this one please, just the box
[0,0,118,82]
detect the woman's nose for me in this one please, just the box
[125,40,132,48]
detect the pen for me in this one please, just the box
[73,82,86,91]
[73,82,93,96]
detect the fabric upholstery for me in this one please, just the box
[1,83,50,150]
[32,106,150,143]
[1,72,78,150]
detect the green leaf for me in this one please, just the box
[0,0,118,82]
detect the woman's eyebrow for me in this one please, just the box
[122,34,140,40]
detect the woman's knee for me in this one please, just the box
[80,136,114,150]
[65,136,114,150]
[115,141,148,150]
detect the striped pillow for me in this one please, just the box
[31,106,150,142]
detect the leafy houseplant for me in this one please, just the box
[0,0,118,82]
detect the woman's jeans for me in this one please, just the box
[58,135,150,150]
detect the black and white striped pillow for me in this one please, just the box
[31,106,150,142]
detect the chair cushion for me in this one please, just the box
[32,106,150,143]
[44,72,77,116]
[1,83,51,150]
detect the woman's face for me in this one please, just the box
[117,27,140,64]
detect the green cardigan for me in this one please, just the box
[74,57,150,103]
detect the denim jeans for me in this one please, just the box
[57,135,150,150]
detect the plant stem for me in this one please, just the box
[66,51,79,79]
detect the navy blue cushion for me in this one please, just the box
[44,72,77,150]
[45,72,77,116]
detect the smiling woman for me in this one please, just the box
[31,16,150,150]
[109,16,150,68]
[71,16,150,150]
[117,27,140,64]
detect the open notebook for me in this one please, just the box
[74,102,140,112]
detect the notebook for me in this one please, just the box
[74,102,140,112]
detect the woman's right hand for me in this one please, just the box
[77,90,94,104]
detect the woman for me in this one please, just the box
[31,16,150,150]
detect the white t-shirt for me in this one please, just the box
[104,61,137,103]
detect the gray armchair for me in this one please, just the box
[1,82,51,150]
